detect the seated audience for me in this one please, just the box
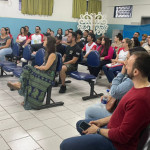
[59,32,82,93]
[7,36,57,110]
[140,34,147,46]
[142,35,150,54]
[0,27,12,61]
[132,37,140,47]
[21,26,44,62]
[133,31,140,38]
[82,33,97,58]
[60,49,150,150]
[85,47,147,120]
[111,33,123,53]
[81,30,89,45]
[55,34,66,57]
[88,37,114,82]
[103,38,133,84]
[56,28,63,37]
[76,29,84,49]
[16,27,28,47]
[43,28,51,36]
[6,27,13,39]
[25,26,31,37]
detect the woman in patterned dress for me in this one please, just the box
[7,36,58,110]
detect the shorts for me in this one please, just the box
[64,64,77,72]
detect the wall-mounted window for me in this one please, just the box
[114,5,133,18]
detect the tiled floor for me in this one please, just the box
[0,65,109,150]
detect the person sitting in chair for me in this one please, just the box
[59,32,82,93]
[7,36,57,110]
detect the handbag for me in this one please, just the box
[106,97,118,113]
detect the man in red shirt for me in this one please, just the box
[60,48,150,150]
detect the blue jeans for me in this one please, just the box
[60,119,116,150]
[0,47,12,61]
[85,103,112,119]
[102,65,123,83]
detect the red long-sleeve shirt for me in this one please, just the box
[108,86,150,150]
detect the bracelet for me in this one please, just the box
[97,128,101,135]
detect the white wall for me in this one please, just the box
[102,0,150,25]
[0,0,78,22]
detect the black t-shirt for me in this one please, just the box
[56,44,66,57]
[77,41,84,49]
[65,44,81,68]
[0,36,11,47]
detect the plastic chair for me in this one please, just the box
[70,51,103,100]
[34,48,45,66]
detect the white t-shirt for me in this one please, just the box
[83,42,97,54]
[29,34,44,44]
[17,34,28,42]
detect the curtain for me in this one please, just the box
[88,0,101,14]
[21,0,54,16]
[72,0,87,18]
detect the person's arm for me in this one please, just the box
[0,39,11,49]
[104,46,114,60]
[23,34,32,47]
[35,53,56,71]
[62,54,66,63]
[82,116,111,135]
[64,57,78,65]
[110,65,133,100]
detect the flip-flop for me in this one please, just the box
[7,82,20,90]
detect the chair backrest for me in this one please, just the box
[12,43,20,57]
[137,124,150,150]
[23,45,31,60]
[56,52,62,72]
[87,50,100,67]
[35,48,45,66]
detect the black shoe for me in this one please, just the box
[59,85,66,93]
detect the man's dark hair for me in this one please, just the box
[76,29,83,36]
[70,32,77,41]
[132,51,150,77]
[88,33,96,42]
[36,26,41,30]
[135,32,140,36]
[84,30,89,33]
[129,47,147,55]
[25,26,29,29]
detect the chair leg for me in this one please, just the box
[82,80,103,101]
[38,86,64,109]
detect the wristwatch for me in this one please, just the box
[97,128,101,134]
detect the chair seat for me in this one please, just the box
[13,68,23,78]
[70,71,96,80]
[3,66,22,72]
[0,61,16,67]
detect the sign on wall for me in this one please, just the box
[114,5,133,18]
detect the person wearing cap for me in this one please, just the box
[140,34,147,46]
[55,34,66,57]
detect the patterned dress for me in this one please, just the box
[19,53,58,110]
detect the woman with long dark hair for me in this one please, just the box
[88,37,114,82]
[7,36,58,110]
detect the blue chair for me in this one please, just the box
[37,52,64,109]
[70,51,103,100]
[34,48,45,66]
[13,48,44,78]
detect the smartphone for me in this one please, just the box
[79,121,91,130]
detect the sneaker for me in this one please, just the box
[59,85,66,93]
[21,58,27,63]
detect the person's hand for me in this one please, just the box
[82,124,99,134]
[100,57,104,61]
[34,65,39,69]
[32,51,37,55]
[89,120,102,127]
[121,64,127,74]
